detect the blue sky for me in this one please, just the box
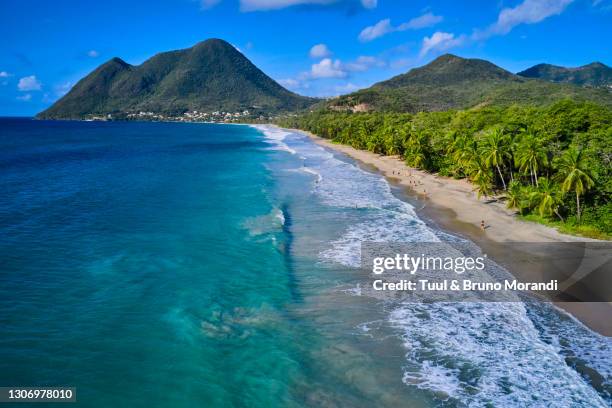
[1,0,610,115]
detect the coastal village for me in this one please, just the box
[126,109,254,123]
[88,109,260,123]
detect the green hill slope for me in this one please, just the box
[327,54,612,113]
[38,39,315,119]
[517,62,612,87]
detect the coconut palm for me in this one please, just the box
[505,180,525,213]
[554,147,595,223]
[404,130,429,169]
[514,131,548,187]
[529,177,564,221]
[366,128,384,154]
[466,156,493,198]
[480,127,512,190]
[383,125,403,156]
[451,135,478,176]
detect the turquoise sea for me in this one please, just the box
[0,118,610,407]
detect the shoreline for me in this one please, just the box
[281,126,612,337]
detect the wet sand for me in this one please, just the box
[287,127,611,336]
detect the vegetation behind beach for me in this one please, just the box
[278,100,611,239]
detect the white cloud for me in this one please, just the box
[345,55,385,71]
[309,43,332,58]
[239,0,376,11]
[17,75,42,91]
[17,93,32,101]
[398,12,443,30]
[359,18,393,41]
[359,13,443,42]
[475,0,574,39]
[87,50,100,58]
[0,71,11,78]
[240,0,334,11]
[298,54,385,81]
[420,32,465,57]
[284,54,383,92]
[309,58,347,78]
[212,0,376,11]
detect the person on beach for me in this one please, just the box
[480,220,486,230]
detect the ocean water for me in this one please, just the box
[0,118,610,407]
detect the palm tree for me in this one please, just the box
[366,129,384,154]
[466,156,493,198]
[554,147,595,223]
[505,180,525,213]
[480,127,511,190]
[529,177,564,221]
[404,130,429,169]
[514,131,548,187]
[383,125,403,156]
[451,135,478,176]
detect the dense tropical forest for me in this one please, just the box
[278,100,611,238]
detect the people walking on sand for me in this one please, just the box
[480,220,486,230]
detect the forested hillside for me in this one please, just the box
[279,100,611,238]
[327,55,612,113]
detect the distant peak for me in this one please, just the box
[430,54,464,64]
[193,38,234,49]
[37,37,314,119]
[584,61,608,69]
[437,53,463,60]
[531,63,552,68]
[205,38,231,45]
[521,61,609,71]
[517,60,611,86]
[106,57,130,67]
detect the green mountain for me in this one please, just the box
[37,39,315,119]
[517,62,612,87]
[326,54,612,113]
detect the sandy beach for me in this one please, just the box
[302,130,587,243]
[287,127,612,336]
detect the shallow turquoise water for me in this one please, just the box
[0,120,403,407]
[0,119,610,407]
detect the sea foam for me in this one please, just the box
[250,125,296,154]
[254,125,611,406]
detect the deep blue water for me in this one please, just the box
[0,119,610,407]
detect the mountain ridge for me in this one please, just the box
[325,54,612,113]
[38,44,612,119]
[517,62,612,87]
[38,39,316,119]
[377,54,520,88]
